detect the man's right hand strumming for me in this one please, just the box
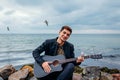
[42,62,51,73]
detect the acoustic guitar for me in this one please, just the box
[34,54,102,78]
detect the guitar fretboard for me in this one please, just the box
[59,54,102,64]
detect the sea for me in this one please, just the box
[0,34,120,70]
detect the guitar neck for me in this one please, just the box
[59,58,77,64]
[59,54,101,64]
[59,55,90,64]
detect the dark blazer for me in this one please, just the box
[32,37,80,66]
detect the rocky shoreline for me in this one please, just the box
[0,64,120,80]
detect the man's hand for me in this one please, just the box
[76,55,84,63]
[42,62,51,73]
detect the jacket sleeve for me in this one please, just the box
[32,40,48,66]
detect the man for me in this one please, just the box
[32,26,84,80]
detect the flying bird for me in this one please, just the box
[44,20,48,26]
[7,26,10,31]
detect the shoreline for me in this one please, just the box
[9,62,120,72]
[0,64,120,80]
[80,59,120,70]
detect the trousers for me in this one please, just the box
[38,63,75,80]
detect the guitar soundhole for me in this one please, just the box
[52,60,59,67]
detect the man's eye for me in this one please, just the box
[67,34,70,36]
[62,31,70,36]
[63,32,66,34]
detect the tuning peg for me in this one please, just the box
[81,51,85,57]
[81,51,84,55]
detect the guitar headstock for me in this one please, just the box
[90,54,103,59]
[84,54,103,59]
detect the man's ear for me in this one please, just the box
[59,31,61,34]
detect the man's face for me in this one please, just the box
[59,29,71,42]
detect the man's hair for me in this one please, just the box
[60,25,72,34]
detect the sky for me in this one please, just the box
[0,0,120,34]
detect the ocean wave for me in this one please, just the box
[0,49,33,54]
[112,48,120,50]
[103,54,120,58]
[100,59,120,65]
[0,57,26,62]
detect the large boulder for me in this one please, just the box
[21,65,34,80]
[8,68,29,80]
[8,65,35,80]
[0,65,16,80]
[81,66,114,80]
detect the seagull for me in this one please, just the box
[44,20,48,26]
[7,26,10,31]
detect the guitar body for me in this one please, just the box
[34,55,65,78]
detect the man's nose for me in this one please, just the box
[64,34,68,37]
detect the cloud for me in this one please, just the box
[0,0,120,34]
[73,29,120,34]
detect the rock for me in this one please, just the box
[74,66,83,74]
[8,68,29,80]
[8,65,34,80]
[100,72,113,80]
[82,66,101,80]
[82,66,101,76]
[1,64,119,80]
[0,64,16,80]
[100,67,120,74]
[81,66,114,80]
[73,73,82,80]
[29,76,38,80]
[21,65,34,78]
